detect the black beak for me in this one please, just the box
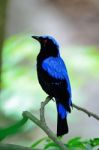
[32,36,40,41]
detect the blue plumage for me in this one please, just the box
[32,35,72,136]
[42,56,67,80]
[42,56,72,108]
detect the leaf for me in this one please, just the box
[66,137,99,150]
[31,137,49,148]
[90,138,99,147]
[31,137,99,150]
[44,142,60,150]
[66,137,86,150]
[0,116,28,141]
[67,137,81,146]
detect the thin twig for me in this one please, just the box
[72,103,99,120]
[45,96,99,121]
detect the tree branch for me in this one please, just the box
[72,103,99,120]
[23,96,67,150]
[0,0,8,91]
[40,96,52,123]
[0,96,99,150]
[42,96,99,121]
[0,143,40,150]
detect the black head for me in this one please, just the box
[32,35,60,57]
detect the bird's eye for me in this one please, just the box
[43,39,47,44]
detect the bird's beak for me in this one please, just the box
[32,36,40,41]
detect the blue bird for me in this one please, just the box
[32,35,72,136]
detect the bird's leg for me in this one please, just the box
[46,95,55,102]
[71,103,73,110]
[52,97,55,102]
[46,95,53,101]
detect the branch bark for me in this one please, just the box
[0,144,41,150]
[23,96,67,150]
[0,0,8,90]
[22,96,99,150]
[41,96,99,121]
[72,103,99,120]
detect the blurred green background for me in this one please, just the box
[0,0,99,148]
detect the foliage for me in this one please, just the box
[31,136,99,150]
[0,120,99,149]
[0,116,28,141]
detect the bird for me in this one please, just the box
[32,35,72,136]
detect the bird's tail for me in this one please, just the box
[56,103,68,136]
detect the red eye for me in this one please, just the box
[44,39,47,44]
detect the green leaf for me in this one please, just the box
[66,137,85,150]
[31,137,99,150]
[90,138,99,147]
[0,116,28,141]
[44,142,60,150]
[31,137,49,148]
[66,137,99,150]
[67,137,81,146]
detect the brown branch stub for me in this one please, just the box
[72,103,99,120]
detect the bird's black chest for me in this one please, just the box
[36,55,71,110]
[36,59,67,99]
[37,61,55,96]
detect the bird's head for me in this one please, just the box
[32,35,60,57]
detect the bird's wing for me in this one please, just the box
[42,56,72,108]
[42,56,71,90]
[42,56,68,78]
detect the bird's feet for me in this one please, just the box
[46,96,55,102]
